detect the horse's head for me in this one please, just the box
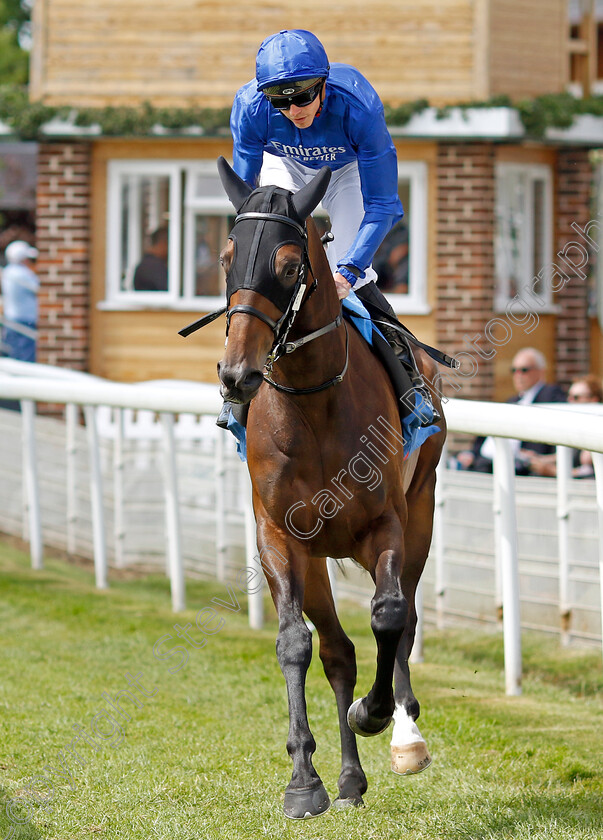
[216,157,331,404]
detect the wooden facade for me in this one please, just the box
[21,0,602,408]
[31,0,569,108]
[87,138,441,386]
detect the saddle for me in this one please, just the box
[342,309,415,421]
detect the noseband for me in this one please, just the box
[226,210,349,395]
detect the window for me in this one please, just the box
[106,160,233,308]
[495,163,553,310]
[105,158,428,312]
[374,161,428,314]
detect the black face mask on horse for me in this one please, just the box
[225,185,308,314]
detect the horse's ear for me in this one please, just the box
[291,167,331,221]
[217,156,253,211]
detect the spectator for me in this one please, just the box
[526,374,603,479]
[374,223,409,295]
[133,226,169,291]
[454,347,566,475]
[1,239,39,362]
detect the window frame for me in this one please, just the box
[106,160,183,306]
[384,160,429,315]
[104,158,429,313]
[182,161,235,308]
[494,161,554,312]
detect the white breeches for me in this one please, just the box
[259,152,376,288]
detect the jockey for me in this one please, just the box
[218,29,438,427]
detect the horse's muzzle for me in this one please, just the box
[217,361,264,404]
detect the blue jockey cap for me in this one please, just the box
[256,29,330,91]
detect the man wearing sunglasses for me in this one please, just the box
[454,348,566,474]
[225,28,438,426]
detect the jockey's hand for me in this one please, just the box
[333,272,352,300]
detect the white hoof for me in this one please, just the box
[390,704,431,775]
[390,741,432,775]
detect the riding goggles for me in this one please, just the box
[264,78,324,110]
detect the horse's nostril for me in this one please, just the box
[242,371,264,393]
[219,363,263,400]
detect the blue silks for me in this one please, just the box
[227,408,248,462]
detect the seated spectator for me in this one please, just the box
[133,226,169,291]
[454,347,566,475]
[525,374,603,479]
[1,239,40,363]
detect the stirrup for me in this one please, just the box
[414,383,440,426]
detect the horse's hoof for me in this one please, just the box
[283,782,330,819]
[391,742,432,775]
[347,698,392,737]
[333,795,365,810]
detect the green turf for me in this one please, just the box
[0,541,601,839]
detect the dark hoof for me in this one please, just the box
[347,698,392,737]
[333,795,365,810]
[283,782,330,820]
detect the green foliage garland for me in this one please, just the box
[2,86,603,140]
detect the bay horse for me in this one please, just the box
[215,157,446,819]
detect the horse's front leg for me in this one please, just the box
[303,559,367,808]
[348,522,407,737]
[258,530,330,820]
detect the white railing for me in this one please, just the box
[442,398,603,694]
[1,359,602,695]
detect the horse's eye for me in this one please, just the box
[284,264,299,280]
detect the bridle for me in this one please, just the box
[225,210,349,396]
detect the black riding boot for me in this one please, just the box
[355,282,440,426]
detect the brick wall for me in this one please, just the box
[554,147,593,387]
[36,142,91,371]
[435,143,497,403]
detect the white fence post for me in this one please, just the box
[21,400,43,570]
[65,403,78,555]
[113,408,126,569]
[411,578,424,664]
[556,445,573,645]
[493,437,522,696]
[492,463,504,627]
[244,469,263,630]
[434,453,446,630]
[215,432,227,582]
[160,412,185,612]
[326,557,338,609]
[592,451,603,663]
[83,405,108,590]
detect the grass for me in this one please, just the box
[0,540,602,840]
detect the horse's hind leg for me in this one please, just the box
[391,469,437,775]
[303,559,367,809]
[258,531,330,820]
